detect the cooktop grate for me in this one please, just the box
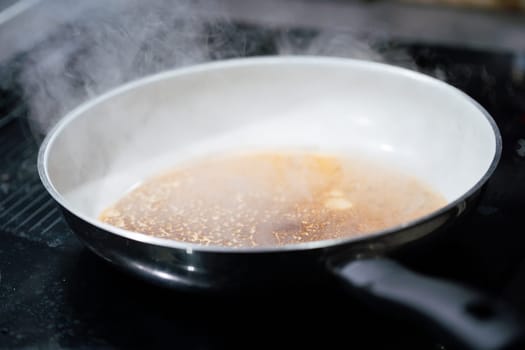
[0,109,71,249]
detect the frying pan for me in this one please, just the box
[38,56,524,349]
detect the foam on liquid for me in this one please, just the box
[99,151,446,247]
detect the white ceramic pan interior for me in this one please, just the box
[40,56,499,241]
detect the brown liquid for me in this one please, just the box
[100,152,446,247]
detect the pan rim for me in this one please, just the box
[37,55,503,254]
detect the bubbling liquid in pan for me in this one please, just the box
[99,152,447,247]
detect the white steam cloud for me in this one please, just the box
[2,0,418,135]
[17,0,217,134]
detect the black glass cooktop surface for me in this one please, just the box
[1,25,525,349]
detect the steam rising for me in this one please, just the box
[18,0,215,134]
[5,0,416,135]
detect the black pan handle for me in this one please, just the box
[330,258,525,350]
